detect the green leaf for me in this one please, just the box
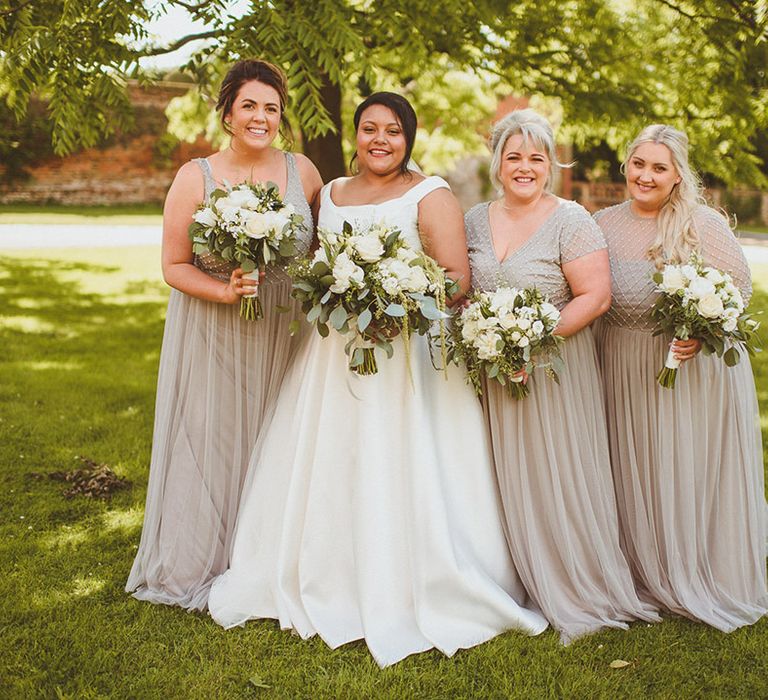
[350,347,364,367]
[723,346,740,367]
[384,303,406,317]
[358,308,372,332]
[330,305,348,330]
[317,322,330,338]
[288,320,301,336]
[418,296,445,320]
[249,674,271,689]
[307,304,322,323]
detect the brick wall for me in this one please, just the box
[0,82,213,206]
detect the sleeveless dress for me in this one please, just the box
[207,176,548,667]
[593,201,768,630]
[126,153,313,610]
[465,199,659,643]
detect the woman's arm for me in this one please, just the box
[294,153,324,229]
[418,188,471,305]
[558,249,612,337]
[161,161,255,304]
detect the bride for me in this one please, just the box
[207,92,547,667]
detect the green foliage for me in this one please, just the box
[0,98,54,182]
[1,0,766,183]
[1,243,768,697]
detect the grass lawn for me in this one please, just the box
[1,246,767,699]
[0,204,163,226]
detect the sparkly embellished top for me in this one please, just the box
[594,201,751,331]
[465,199,607,309]
[191,152,314,285]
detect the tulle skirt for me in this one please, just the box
[594,321,768,630]
[482,327,659,643]
[126,278,304,610]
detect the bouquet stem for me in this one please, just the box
[240,265,265,321]
[352,348,378,376]
[657,343,681,389]
[507,375,530,400]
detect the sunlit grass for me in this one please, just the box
[0,245,767,699]
[0,203,162,225]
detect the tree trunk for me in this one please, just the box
[301,79,345,182]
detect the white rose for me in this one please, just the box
[704,267,724,284]
[280,202,296,217]
[330,252,364,293]
[350,234,385,263]
[540,302,560,325]
[381,276,400,296]
[244,213,269,239]
[476,332,502,360]
[688,276,716,299]
[696,293,725,318]
[396,247,419,263]
[405,265,430,293]
[477,316,500,331]
[498,311,518,331]
[722,318,738,332]
[461,319,480,342]
[489,287,519,313]
[517,336,530,348]
[510,331,521,342]
[681,264,698,281]
[193,207,217,228]
[227,187,259,209]
[661,266,686,293]
[517,317,532,331]
[531,319,544,335]
[216,199,241,224]
[312,247,329,265]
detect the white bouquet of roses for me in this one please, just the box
[450,286,564,399]
[289,220,456,375]
[651,253,760,388]
[188,181,305,320]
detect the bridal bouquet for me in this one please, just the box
[450,287,564,399]
[290,220,455,375]
[651,253,760,388]
[188,181,305,320]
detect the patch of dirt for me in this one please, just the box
[33,456,131,499]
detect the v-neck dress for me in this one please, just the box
[465,199,659,643]
[593,200,767,631]
[126,152,313,610]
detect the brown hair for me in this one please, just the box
[216,59,293,147]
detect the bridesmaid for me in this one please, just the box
[464,108,659,643]
[593,124,768,630]
[126,59,322,610]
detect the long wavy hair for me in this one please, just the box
[623,124,706,268]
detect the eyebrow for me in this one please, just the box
[632,157,669,166]
[239,98,280,107]
[504,149,546,156]
[361,120,401,128]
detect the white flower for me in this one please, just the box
[498,311,519,331]
[681,264,698,281]
[722,318,738,332]
[216,199,242,224]
[660,266,686,293]
[461,318,480,342]
[405,265,430,293]
[244,213,269,239]
[396,247,419,264]
[688,276,716,299]
[517,336,530,348]
[349,234,385,263]
[330,252,364,293]
[476,331,502,360]
[696,293,725,319]
[312,247,329,265]
[227,187,260,209]
[540,302,560,325]
[704,267,724,284]
[510,331,522,342]
[517,317,532,331]
[193,207,217,228]
[489,287,519,313]
[477,316,500,331]
[531,319,544,336]
[280,202,296,217]
[381,276,401,296]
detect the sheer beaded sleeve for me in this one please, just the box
[695,205,752,302]
[559,202,607,265]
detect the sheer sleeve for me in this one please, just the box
[559,203,607,265]
[696,205,752,303]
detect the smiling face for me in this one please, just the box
[225,79,281,150]
[626,142,681,214]
[355,104,408,176]
[498,133,550,204]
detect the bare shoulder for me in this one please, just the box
[420,183,460,212]
[165,160,205,209]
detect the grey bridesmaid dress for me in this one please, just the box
[126,152,313,610]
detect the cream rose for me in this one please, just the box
[661,266,686,293]
[688,276,716,299]
[697,293,725,318]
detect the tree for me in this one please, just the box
[1,0,766,184]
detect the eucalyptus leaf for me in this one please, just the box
[384,303,406,317]
[330,305,348,330]
[358,308,373,332]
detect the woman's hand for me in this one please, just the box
[671,337,702,362]
[512,368,529,385]
[220,268,262,305]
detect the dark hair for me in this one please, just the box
[351,92,417,176]
[216,59,293,147]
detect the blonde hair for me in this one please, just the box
[488,109,568,193]
[623,124,706,268]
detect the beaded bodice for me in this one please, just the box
[594,201,751,331]
[465,199,607,309]
[192,153,313,284]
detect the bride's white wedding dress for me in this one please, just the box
[207,176,547,667]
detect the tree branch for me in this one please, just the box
[139,29,224,57]
[0,0,35,18]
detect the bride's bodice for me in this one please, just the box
[318,176,450,249]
